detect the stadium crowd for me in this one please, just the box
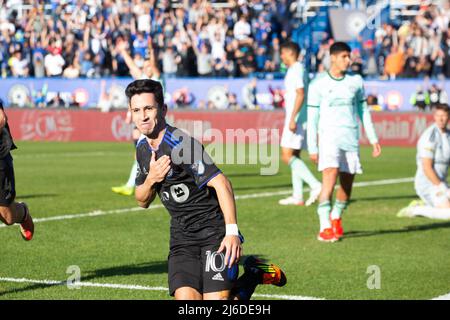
[0,0,295,79]
[1,0,450,80]
[314,1,450,79]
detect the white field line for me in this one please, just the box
[14,151,126,159]
[0,276,447,300]
[0,177,414,229]
[0,276,321,300]
[431,293,450,300]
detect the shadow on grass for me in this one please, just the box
[345,221,450,239]
[349,194,418,203]
[82,261,168,280]
[16,194,59,199]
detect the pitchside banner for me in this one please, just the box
[6,109,433,147]
[1,77,449,111]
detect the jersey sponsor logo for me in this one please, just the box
[170,183,189,203]
[205,250,226,273]
[212,273,224,281]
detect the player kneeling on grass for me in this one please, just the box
[0,101,34,241]
[398,103,450,220]
[127,79,286,300]
[307,42,381,242]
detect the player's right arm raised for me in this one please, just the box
[135,153,171,208]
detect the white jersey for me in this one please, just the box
[307,72,378,153]
[283,61,304,125]
[415,124,450,192]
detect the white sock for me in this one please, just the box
[289,157,321,189]
[317,201,332,231]
[125,161,138,188]
[408,206,450,220]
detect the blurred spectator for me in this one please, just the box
[242,78,259,110]
[384,45,405,79]
[48,92,66,108]
[410,85,430,111]
[429,83,448,108]
[44,48,65,77]
[227,92,240,110]
[9,50,29,77]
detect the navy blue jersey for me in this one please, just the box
[136,125,224,243]
[0,101,17,159]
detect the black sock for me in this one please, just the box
[231,271,259,300]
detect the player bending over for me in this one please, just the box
[398,103,450,220]
[0,101,34,240]
[127,79,285,300]
[307,42,381,242]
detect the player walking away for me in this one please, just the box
[398,104,450,219]
[112,38,163,196]
[307,42,381,242]
[0,101,34,240]
[127,79,286,300]
[278,41,321,206]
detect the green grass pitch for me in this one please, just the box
[0,141,449,300]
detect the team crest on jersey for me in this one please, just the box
[170,183,189,203]
[191,160,205,176]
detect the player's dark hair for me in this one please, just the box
[280,41,300,58]
[434,103,450,113]
[125,79,164,108]
[330,42,351,55]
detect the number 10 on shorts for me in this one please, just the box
[205,250,226,272]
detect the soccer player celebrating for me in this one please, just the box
[307,42,381,242]
[127,79,286,300]
[0,101,34,240]
[398,104,450,219]
[278,41,322,206]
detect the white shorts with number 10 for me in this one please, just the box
[318,142,363,174]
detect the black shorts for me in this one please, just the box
[168,242,238,296]
[0,153,15,206]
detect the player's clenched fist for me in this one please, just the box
[148,153,171,183]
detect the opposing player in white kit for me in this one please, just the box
[278,41,322,206]
[307,42,381,242]
[398,104,450,219]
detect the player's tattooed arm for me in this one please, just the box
[207,173,242,268]
[135,153,171,208]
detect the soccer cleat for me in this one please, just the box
[243,256,287,287]
[19,202,34,241]
[278,196,305,206]
[111,185,134,196]
[397,200,423,218]
[331,218,344,239]
[305,184,322,206]
[317,228,338,242]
